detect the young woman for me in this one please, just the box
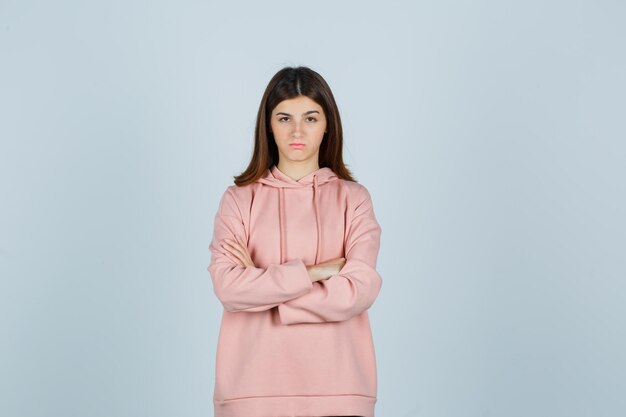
[207,66,383,417]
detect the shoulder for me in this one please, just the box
[222,183,250,199]
[335,179,377,217]
[216,184,254,217]
[337,179,373,203]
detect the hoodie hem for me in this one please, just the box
[214,394,376,417]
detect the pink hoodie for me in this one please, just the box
[207,164,383,417]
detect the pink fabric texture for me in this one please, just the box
[208,164,383,417]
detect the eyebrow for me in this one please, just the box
[274,110,320,116]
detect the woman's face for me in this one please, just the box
[270,95,327,167]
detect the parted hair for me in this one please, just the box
[233,66,356,186]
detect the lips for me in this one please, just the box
[289,143,305,148]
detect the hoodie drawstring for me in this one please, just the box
[260,166,337,266]
[277,174,321,265]
[313,174,321,265]
[278,187,285,264]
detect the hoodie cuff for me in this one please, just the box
[283,258,314,294]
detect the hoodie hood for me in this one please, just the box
[257,164,338,188]
[257,165,339,265]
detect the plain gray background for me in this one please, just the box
[1,1,625,416]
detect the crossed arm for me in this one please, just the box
[208,186,382,324]
[220,235,345,283]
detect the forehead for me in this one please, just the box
[273,96,323,113]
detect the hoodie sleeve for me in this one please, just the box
[207,187,314,313]
[276,185,383,325]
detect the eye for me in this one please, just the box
[306,117,317,122]
[278,116,289,122]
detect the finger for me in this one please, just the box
[224,237,253,267]
[226,237,245,247]
[240,245,254,266]
[236,235,248,249]
[241,254,253,267]
[234,237,253,267]
[233,238,251,259]
[223,239,243,251]
[221,248,242,265]
[221,242,245,263]
[224,240,247,260]
[235,236,250,257]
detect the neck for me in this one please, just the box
[276,160,320,181]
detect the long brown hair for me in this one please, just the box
[233,66,356,186]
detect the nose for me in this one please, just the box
[291,120,304,138]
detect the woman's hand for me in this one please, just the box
[220,235,255,268]
[307,257,346,283]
